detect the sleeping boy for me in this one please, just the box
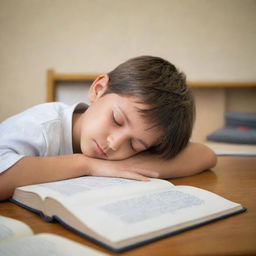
[0,56,216,200]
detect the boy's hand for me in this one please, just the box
[85,156,158,181]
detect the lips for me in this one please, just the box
[94,140,107,157]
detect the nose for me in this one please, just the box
[107,133,128,151]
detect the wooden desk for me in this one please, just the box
[1,157,256,255]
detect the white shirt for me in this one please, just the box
[0,102,88,173]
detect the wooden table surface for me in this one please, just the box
[1,156,256,256]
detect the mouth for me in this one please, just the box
[94,140,107,157]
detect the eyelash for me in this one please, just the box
[130,140,136,152]
[112,112,136,152]
[112,112,121,126]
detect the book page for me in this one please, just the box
[0,216,33,245]
[69,186,242,243]
[0,233,108,256]
[16,177,174,205]
[15,177,138,200]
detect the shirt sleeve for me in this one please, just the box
[0,113,46,174]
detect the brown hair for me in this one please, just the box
[106,56,195,159]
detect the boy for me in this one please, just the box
[0,56,216,200]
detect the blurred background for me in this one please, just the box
[0,0,255,144]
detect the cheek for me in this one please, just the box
[81,113,110,143]
[91,109,109,127]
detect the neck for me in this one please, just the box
[72,113,82,153]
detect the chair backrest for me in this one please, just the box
[46,69,98,105]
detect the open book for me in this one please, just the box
[0,216,108,256]
[11,177,245,252]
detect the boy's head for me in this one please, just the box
[75,56,194,160]
[92,56,195,159]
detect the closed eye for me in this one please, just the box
[112,112,122,126]
[130,140,137,152]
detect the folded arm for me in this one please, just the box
[0,142,216,200]
[0,154,157,201]
[122,142,217,179]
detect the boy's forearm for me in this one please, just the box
[0,143,217,200]
[156,142,217,178]
[0,154,90,200]
[0,153,157,200]
[128,142,217,179]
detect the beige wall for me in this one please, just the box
[1,0,256,129]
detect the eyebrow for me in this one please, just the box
[117,106,149,149]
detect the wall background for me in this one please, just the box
[0,0,255,127]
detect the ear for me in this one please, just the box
[88,74,109,103]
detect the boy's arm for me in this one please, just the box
[0,142,216,200]
[121,142,217,179]
[0,154,157,201]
